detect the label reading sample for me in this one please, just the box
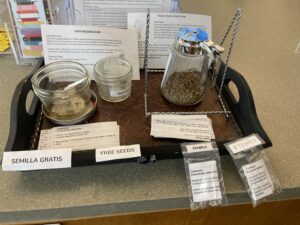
[242,159,274,201]
[186,142,214,153]
[2,149,72,171]
[227,134,264,154]
[96,144,141,162]
[188,160,222,202]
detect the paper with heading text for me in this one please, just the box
[128,13,212,68]
[41,24,140,80]
[73,0,178,28]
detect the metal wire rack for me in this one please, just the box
[143,8,243,118]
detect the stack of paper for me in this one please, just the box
[151,114,215,141]
[38,122,120,151]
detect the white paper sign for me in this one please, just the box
[188,160,222,202]
[186,142,214,153]
[128,12,212,68]
[73,0,176,28]
[38,122,120,151]
[96,144,141,162]
[2,149,72,171]
[151,114,215,141]
[242,159,275,201]
[41,24,140,80]
[227,134,264,154]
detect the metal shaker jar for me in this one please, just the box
[161,27,221,106]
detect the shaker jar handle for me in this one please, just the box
[201,41,223,87]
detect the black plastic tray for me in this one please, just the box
[4,59,272,167]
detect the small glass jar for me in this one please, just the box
[161,27,210,106]
[31,61,91,122]
[94,57,133,102]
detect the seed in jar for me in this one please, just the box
[161,71,204,105]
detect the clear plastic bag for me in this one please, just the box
[224,134,281,207]
[181,141,227,210]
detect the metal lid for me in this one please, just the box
[175,27,209,55]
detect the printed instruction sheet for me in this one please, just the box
[73,0,178,28]
[41,24,140,79]
[128,13,212,68]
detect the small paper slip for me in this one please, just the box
[96,144,141,162]
[2,149,72,171]
[242,159,275,201]
[38,122,120,151]
[151,114,215,141]
[188,161,222,202]
[226,134,264,154]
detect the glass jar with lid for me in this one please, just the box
[161,27,217,106]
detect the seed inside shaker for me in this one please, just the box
[161,71,203,105]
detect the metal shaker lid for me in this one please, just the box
[175,27,209,55]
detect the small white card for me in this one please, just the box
[186,142,214,153]
[226,134,264,154]
[96,144,141,162]
[128,12,212,68]
[151,114,215,141]
[38,122,120,151]
[242,159,274,201]
[188,160,222,202]
[41,25,140,80]
[2,149,72,171]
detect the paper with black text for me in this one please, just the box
[151,114,215,141]
[188,161,222,202]
[242,160,275,201]
[96,144,141,162]
[2,149,72,171]
[38,122,120,151]
[73,0,177,28]
[128,13,212,68]
[41,24,140,80]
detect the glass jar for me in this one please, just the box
[31,61,91,122]
[161,27,210,106]
[94,57,133,102]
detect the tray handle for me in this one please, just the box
[217,63,272,148]
[5,59,44,152]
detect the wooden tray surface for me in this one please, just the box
[41,72,241,148]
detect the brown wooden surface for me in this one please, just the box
[19,199,300,225]
[41,72,241,148]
